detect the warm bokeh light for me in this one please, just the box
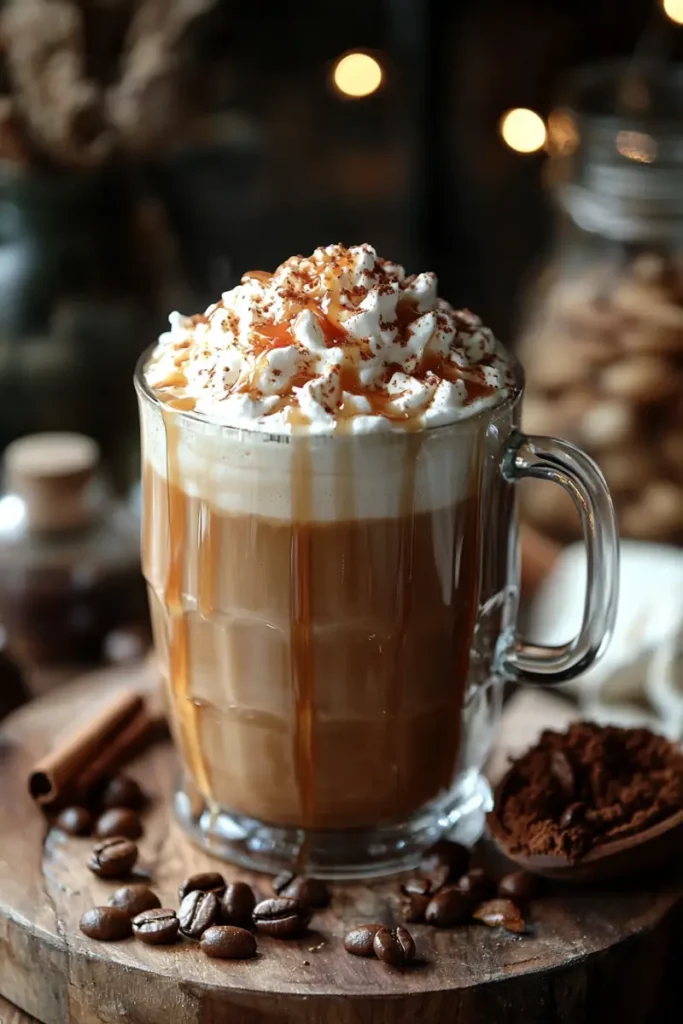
[547,111,580,157]
[499,108,547,153]
[333,52,383,98]
[663,0,683,26]
[616,130,657,163]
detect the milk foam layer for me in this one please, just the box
[145,243,515,435]
[139,395,518,522]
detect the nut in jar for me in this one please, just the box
[522,253,683,544]
[520,61,683,545]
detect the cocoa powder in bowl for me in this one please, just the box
[495,722,683,864]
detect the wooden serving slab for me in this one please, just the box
[0,666,682,1024]
[0,993,39,1024]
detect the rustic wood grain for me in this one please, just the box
[0,992,39,1024]
[0,666,681,1023]
[0,995,39,1024]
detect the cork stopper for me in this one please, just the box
[3,433,101,531]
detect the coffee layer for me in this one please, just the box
[139,376,520,838]
[144,468,481,829]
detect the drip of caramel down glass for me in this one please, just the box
[136,266,618,877]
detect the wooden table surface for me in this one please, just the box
[0,993,38,1024]
[0,666,681,1024]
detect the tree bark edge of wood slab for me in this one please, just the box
[0,665,681,1024]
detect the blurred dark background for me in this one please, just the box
[148,0,681,338]
[152,0,682,337]
[0,0,680,475]
[1,0,683,689]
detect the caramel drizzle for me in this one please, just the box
[198,501,217,618]
[162,409,211,801]
[141,460,154,577]
[388,434,421,801]
[152,274,498,422]
[289,436,316,860]
[242,269,273,284]
[155,369,188,390]
[446,426,485,777]
[166,396,197,412]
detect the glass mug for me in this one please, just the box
[136,354,618,877]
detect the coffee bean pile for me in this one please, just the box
[344,841,533,964]
[77,868,333,960]
[79,872,260,958]
[401,842,532,933]
[64,785,533,969]
[54,773,146,846]
[54,774,144,882]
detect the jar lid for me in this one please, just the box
[549,61,683,242]
[3,432,101,531]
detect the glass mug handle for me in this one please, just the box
[499,430,620,684]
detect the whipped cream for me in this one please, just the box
[145,244,515,434]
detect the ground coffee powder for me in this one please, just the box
[496,722,683,862]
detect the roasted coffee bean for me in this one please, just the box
[497,872,536,905]
[343,924,383,957]
[55,806,92,836]
[179,890,220,938]
[567,825,595,859]
[400,874,434,919]
[550,750,576,800]
[419,840,470,889]
[88,837,138,878]
[220,882,256,928]
[95,808,143,841]
[253,897,311,938]
[402,877,433,896]
[372,926,416,968]
[400,892,430,924]
[278,876,331,909]
[80,906,132,941]
[178,871,226,902]
[456,868,495,903]
[132,909,179,945]
[108,885,161,918]
[425,886,473,927]
[201,925,257,959]
[473,898,526,934]
[100,775,145,810]
[272,870,296,895]
[560,801,588,828]
[426,864,452,891]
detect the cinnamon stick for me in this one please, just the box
[29,689,165,807]
[74,701,167,800]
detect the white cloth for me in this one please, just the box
[529,540,683,739]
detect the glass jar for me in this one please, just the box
[0,432,149,694]
[0,163,177,491]
[520,62,683,544]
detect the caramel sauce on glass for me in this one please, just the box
[161,410,211,803]
[143,252,505,854]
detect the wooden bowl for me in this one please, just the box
[487,773,683,884]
